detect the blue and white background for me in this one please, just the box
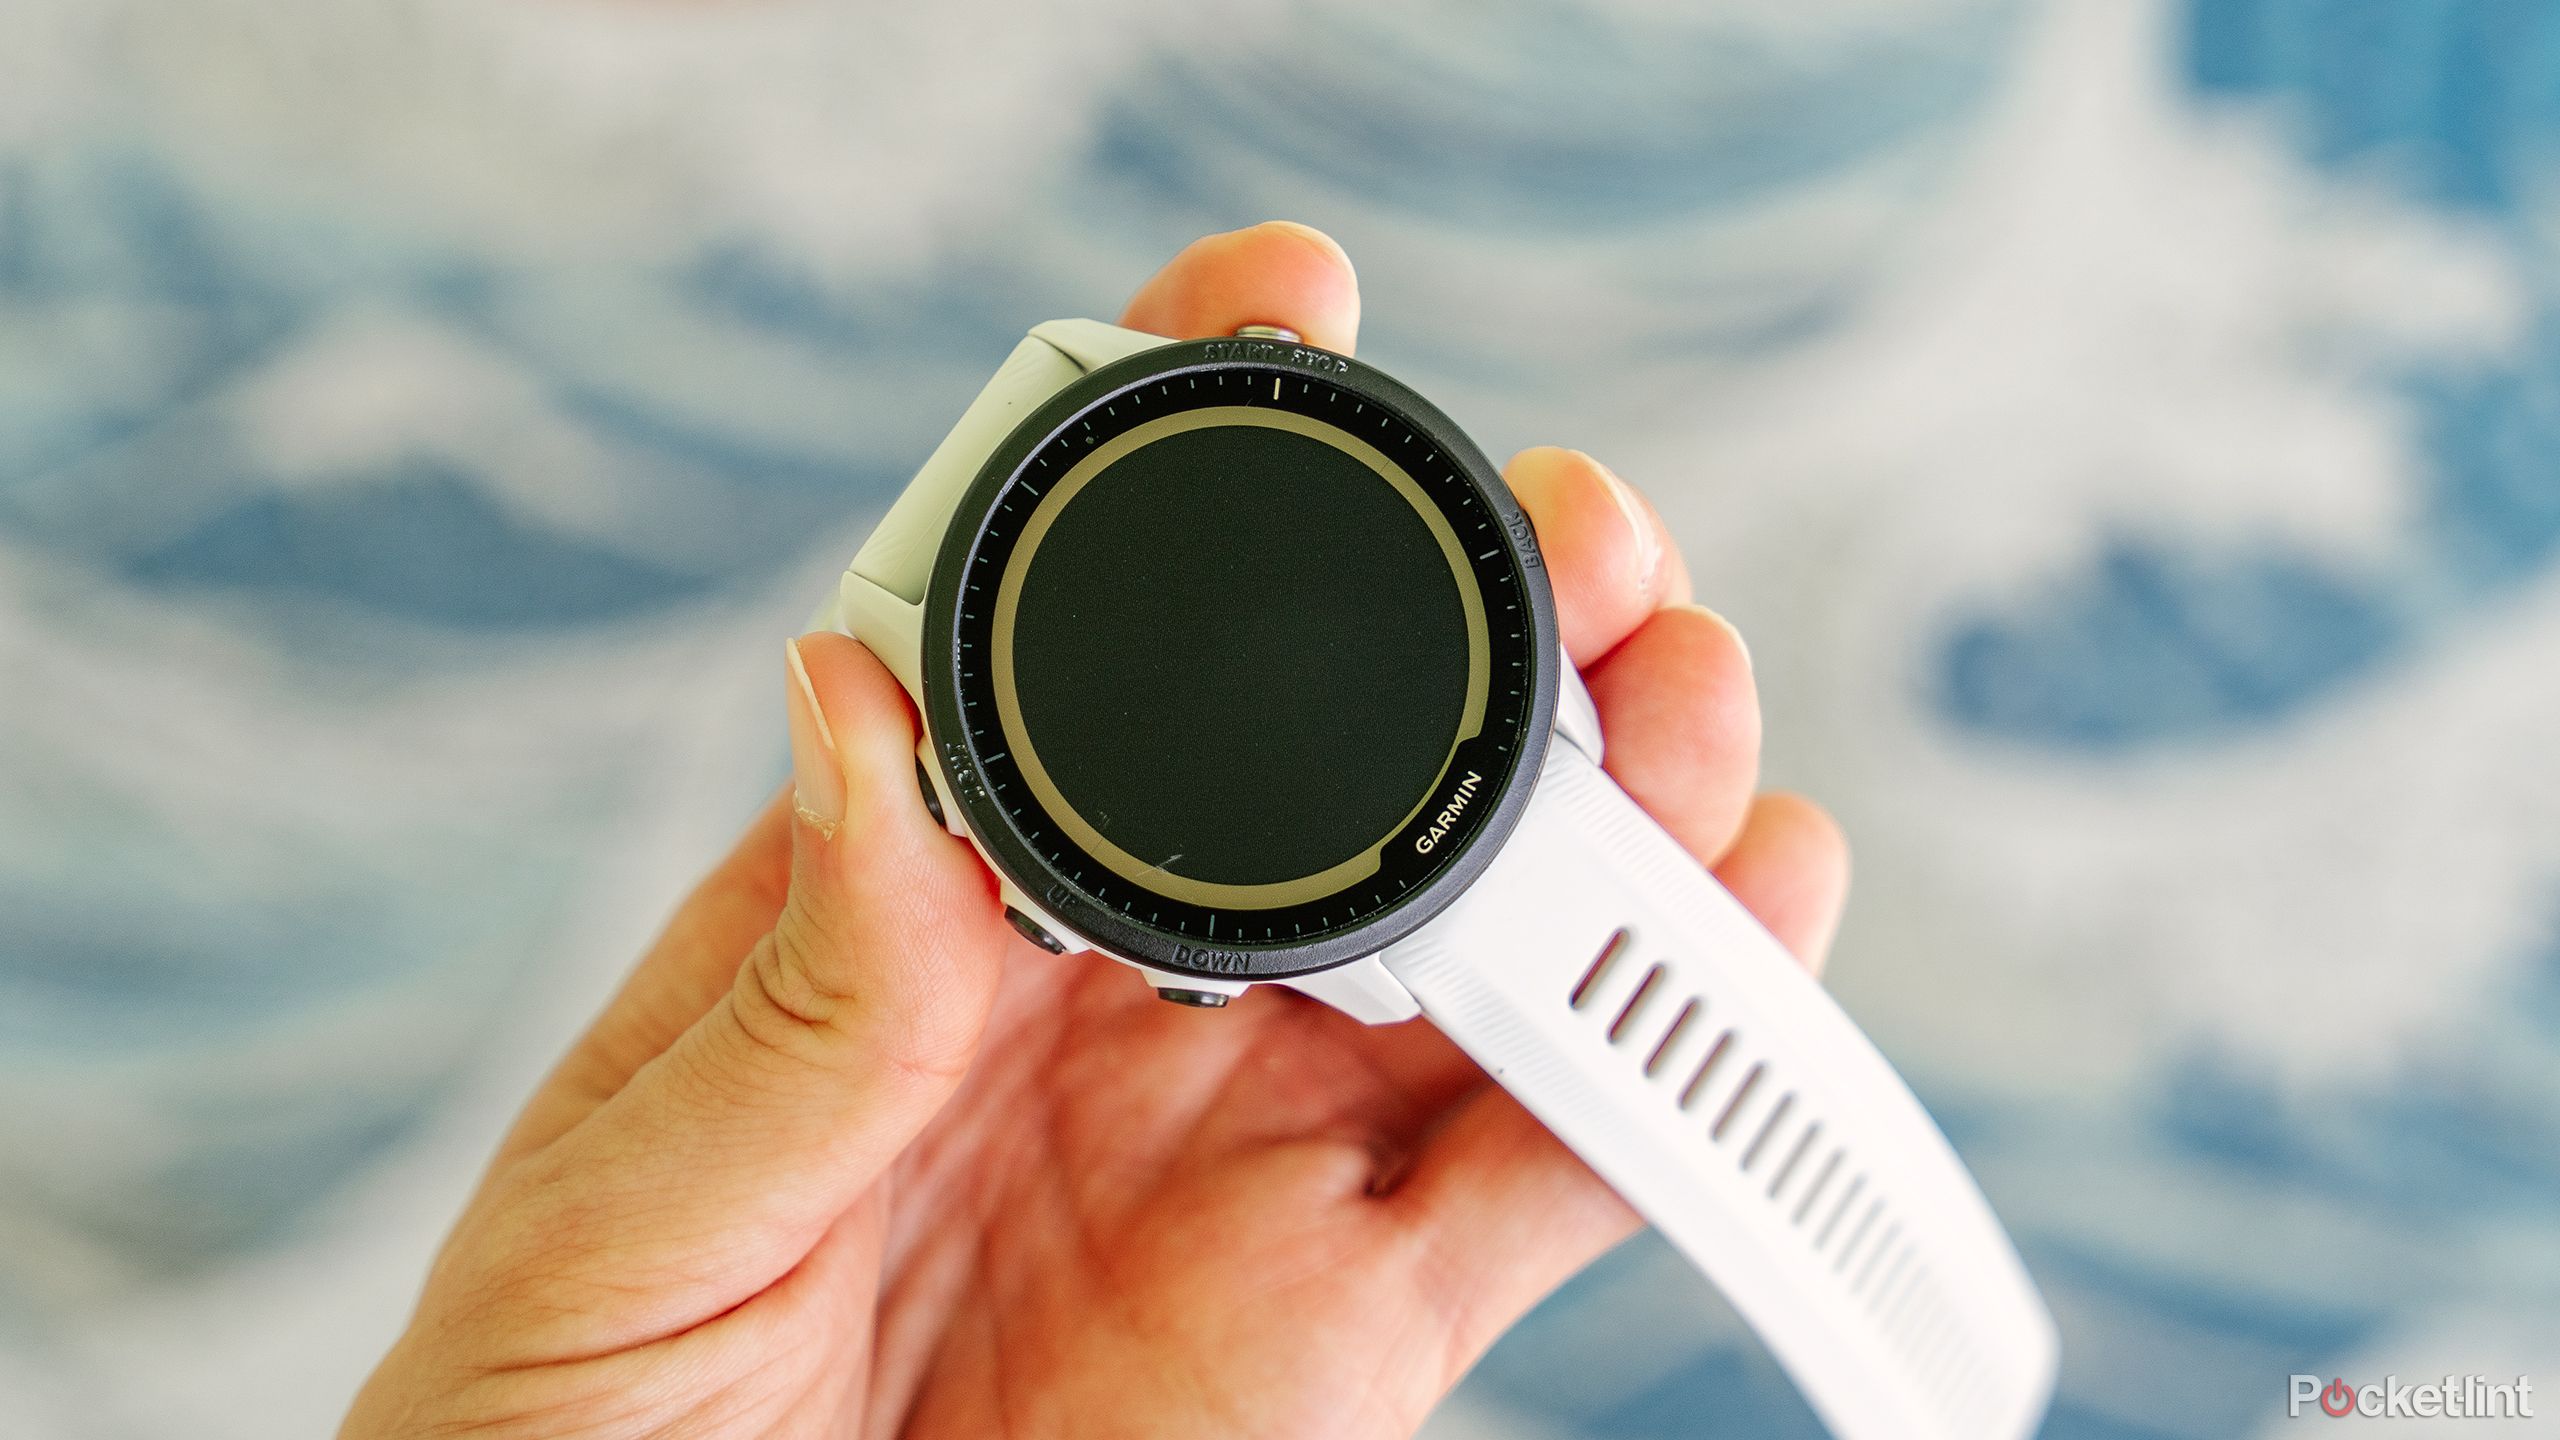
[5,1,2557,1434]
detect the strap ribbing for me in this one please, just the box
[1385,746,2056,1440]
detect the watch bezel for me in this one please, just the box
[920,335,1560,980]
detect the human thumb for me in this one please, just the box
[473,632,1012,1348]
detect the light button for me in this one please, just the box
[1156,988,1232,1008]
[1005,907,1067,954]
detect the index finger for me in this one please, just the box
[1119,221,1361,354]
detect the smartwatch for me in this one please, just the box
[817,319,2057,1440]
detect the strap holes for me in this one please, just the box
[1939,1327,1976,1398]
[1918,1300,1968,1403]
[1816,1174,1866,1251]
[1835,1196,1884,1275]
[1569,928,1630,1010]
[1643,998,1699,1076]
[1880,1262,1927,1337]
[1853,1224,1903,1298]
[1943,1356,1977,1411]
[1960,1365,2000,1433]
[1677,1030,1734,1111]
[1902,1297,1937,1368]
[1869,1247,1917,1319]
[1711,1061,1765,1142]
[1741,1092,1795,1170]
[1953,1358,1996,1431]
[1793,1148,1843,1224]
[1917,1334,1961,1410]
[1607,963,1665,1044]
[1768,1121,1821,1201]
[1944,1368,1983,1432]
[1880,1275,1915,1344]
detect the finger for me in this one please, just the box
[466,634,1015,1354]
[1712,791,1851,976]
[497,794,795,1162]
[1584,603,1761,867]
[1503,447,1691,665]
[1119,221,1361,353]
[1381,1084,1640,1379]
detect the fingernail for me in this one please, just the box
[785,637,846,840]
[1587,453,1661,592]
[1679,602,1753,675]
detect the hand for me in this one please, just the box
[342,222,1851,1440]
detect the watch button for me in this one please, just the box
[1231,323,1301,343]
[1004,907,1066,954]
[1155,987,1231,1008]
[914,758,946,827]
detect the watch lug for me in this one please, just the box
[1281,955,1422,1026]
[1555,652,1603,763]
[1029,318,1166,372]
[827,570,927,705]
[849,332,1087,605]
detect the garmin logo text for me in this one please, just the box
[2289,1374,2533,1420]
[1414,771,1484,854]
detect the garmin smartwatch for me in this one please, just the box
[816,318,2058,1440]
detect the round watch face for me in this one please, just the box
[923,336,1558,979]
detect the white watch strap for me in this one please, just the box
[1384,745,2057,1440]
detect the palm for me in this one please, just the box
[869,947,1507,1437]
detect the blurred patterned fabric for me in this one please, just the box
[4,1,2557,1435]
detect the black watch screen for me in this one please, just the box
[928,346,1556,978]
